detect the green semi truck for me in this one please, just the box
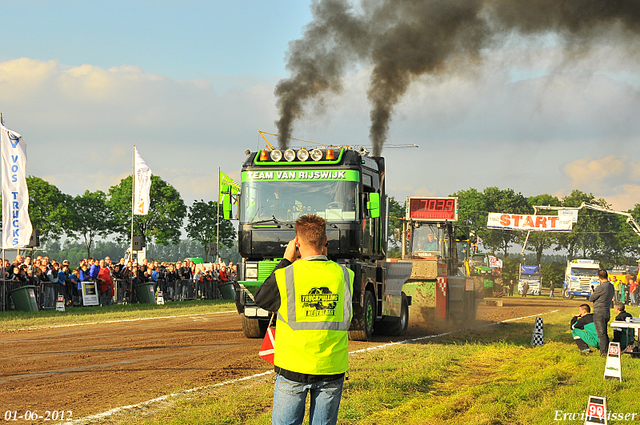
[222,145,412,341]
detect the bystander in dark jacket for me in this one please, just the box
[589,270,615,357]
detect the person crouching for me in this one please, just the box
[571,304,599,354]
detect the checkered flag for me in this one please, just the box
[531,317,544,346]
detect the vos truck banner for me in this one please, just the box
[487,213,573,232]
[1,124,32,249]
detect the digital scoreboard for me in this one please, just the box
[407,197,458,222]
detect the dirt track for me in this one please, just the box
[0,296,577,421]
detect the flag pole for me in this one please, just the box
[0,112,4,312]
[131,146,135,258]
[216,167,220,263]
[130,146,135,299]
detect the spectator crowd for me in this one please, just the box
[2,254,238,310]
[611,275,639,307]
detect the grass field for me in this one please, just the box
[0,300,236,331]
[85,304,640,425]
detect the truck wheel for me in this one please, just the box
[349,290,376,341]
[242,313,268,338]
[562,289,574,300]
[375,292,409,336]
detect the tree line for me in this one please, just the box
[5,175,235,261]
[387,187,640,270]
[8,177,640,271]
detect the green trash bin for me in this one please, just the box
[219,283,236,300]
[137,283,156,304]
[9,285,39,312]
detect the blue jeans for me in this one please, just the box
[272,374,344,425]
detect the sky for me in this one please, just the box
[2,0,640,213]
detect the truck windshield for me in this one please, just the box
[240,180,359,223]
[570,268,598,276]
[411,225,442,255]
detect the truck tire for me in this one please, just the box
[242,313,268,338]
[375,292,409,336]
[349,290,376,341]
[562,289,574,300]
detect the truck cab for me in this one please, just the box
[563,259,600,299]
[227,146,411,340]
[518,265,541,296]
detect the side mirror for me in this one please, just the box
[223,195,233,220]
[367,192,380,219]
[221,184,233,220]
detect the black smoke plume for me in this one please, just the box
[275,0,640,156]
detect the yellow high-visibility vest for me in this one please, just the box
[274,256,354,375]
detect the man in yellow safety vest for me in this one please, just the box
[255,214,354,425]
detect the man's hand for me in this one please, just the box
[284,239,298,263]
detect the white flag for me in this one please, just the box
[1,124,32,248]
[134,148,152,215]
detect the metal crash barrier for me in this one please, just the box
[177,279,195,301]
[1,277,237,308]
[41,282,57,309]
[114,279,128,304]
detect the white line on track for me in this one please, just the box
[7,310,238,332]
[63,308,560,424]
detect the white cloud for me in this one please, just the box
[0,57,276,204]
[563,155,629,188]
[561,155,640,210]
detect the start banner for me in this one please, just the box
[487,213,573,232]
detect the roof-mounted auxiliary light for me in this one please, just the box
[284,149,296,162]
[270,149,282,162]
[297,148,309,161]
[310,148,323,161]
[259,150,269,161]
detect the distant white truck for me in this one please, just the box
[563,259,600,299]
[518,264,541,296]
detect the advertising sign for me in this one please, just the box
[82,281,99,306]
[559,208,579,223]
[134,148,152,216]
[1,124,32,249]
